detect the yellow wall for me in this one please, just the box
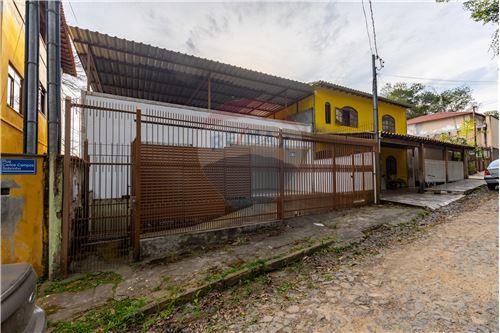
[1,1,47,275]
[1,156,45,275]
[1,0,48,155]
[380,147,408,184]
[272,95,314,121]
[312,87,407,135]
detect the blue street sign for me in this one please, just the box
[1,159,37,175]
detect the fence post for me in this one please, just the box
[332,146,336,208]
[132,108,141,261]
[61,97,72,276]
[277,129,284,220]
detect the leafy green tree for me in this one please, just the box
[381,82,474,119]
[463,0,499,55]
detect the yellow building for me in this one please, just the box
[1,0,75,274]
[273,80,410,188]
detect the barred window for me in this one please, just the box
[382,115,396,132]
[335,106,358,128]
[325,102,331,124]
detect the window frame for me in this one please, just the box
[7,63,23,114]
[335,106,358,128]
[382,114,396,133]
[325,102,331,124]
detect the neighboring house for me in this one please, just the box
[272,80,412,189]
[0,0,76,274]
[408,111,499,169]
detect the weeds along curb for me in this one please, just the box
[139,238,336,317]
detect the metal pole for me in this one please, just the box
[47,0,61,154]
[207,74,211,112]
[23,0,39,154]
[372,54,381,204]
[277,129,284,220]
[132,109,142,261]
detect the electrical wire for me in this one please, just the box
[67,0,79,25]
[361,0,374,55]
[382,74,497,83]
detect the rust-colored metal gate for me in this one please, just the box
[63,100,375,273]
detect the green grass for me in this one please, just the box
[277,281,295,294]
[43,271,123,296]
[49,298,146,333]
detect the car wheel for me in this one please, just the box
[487,183,497,190]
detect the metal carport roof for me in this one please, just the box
[69,27,314,117]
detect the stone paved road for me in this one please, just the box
[152,190,498,333]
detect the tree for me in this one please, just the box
[381,82,474,119]
[463,0,499,56]
[484,110,499,118]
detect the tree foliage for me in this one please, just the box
[381,82,475,119]
[463,0,499,55]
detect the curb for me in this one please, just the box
[139,238,336,316]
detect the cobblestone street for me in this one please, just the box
[149,189,498,333]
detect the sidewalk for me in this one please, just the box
[39,203,425,324]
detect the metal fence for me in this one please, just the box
[63,99,375,272]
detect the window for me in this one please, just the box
[39,85,46,115]
[325,102,331,124]
[335,106,358,128]
[382,115,395,132]
[7,64,23,113]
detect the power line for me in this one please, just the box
[382,74,497,83]
[67,0,79,25]
[361,0,374,55]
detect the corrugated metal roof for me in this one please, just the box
[311,80,412,109]
[69,27,313,117]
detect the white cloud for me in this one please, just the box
[65,1,498,112]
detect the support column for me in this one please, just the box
[463,148,469,179]
[47,0,63,280]
[418,143,425,193]
[61,98,71,276]
[443,147,449,183]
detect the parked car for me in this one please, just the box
[1,263,46,332]
[484,159,499,190]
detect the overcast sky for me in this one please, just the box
[65,1,498,112]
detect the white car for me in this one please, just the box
[484,159,499,190]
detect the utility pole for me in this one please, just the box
[372,54,382,204]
